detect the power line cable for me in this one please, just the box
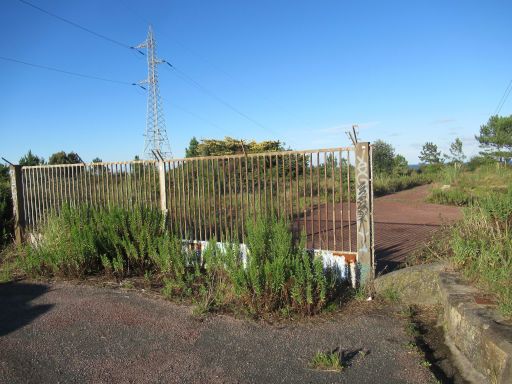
[0,55,140,86]
[17,0,144,55]
[17,0,279,137]
[163,60,274,133]
[494,79,512,115]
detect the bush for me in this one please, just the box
[11,206,341,317]
[449,190,512,316]
[230,216,337,316]
[427,187,474,206]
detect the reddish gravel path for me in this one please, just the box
[299,184,461,272]
[373,184,461,271]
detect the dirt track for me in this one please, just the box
[301,184,461,272]
[373,185,461,271]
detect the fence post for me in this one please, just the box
[9,165,26,245]
[158,161,167,214]
[355,142,374,284]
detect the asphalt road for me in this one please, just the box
[0,280,437,384]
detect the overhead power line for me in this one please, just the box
[17,0,276,136]
[17,0,144,54]
[494,79,512,116]
[0,55,137,86]
[163,61,270,132]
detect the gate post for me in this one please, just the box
[355,142,374,284]
[9,165,26,245]
[158,161,167,214]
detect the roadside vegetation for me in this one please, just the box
[412,114,512,317]
[0,205,342,318]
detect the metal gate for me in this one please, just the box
[10,142,374,281]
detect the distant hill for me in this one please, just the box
[409,164,421,170]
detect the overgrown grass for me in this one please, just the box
[413,186,512,317]
[373,172,433,197]
[2,205,343,317]
[449,190,512,316]
[427,165,512,207]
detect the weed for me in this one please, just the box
[381,286,400,303]
[309,351,343,372]
[420,360,432,368]
[121,280,134,289]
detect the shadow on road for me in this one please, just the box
[0,281,53,336]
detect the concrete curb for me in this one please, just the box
[374,263,512,384]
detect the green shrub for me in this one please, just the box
[427,187,474,206]
[11,205,343,317]
[448,190,512,316]
[231,216,336,316]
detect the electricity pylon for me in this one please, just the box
[135,26,172,160]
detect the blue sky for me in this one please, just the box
[1,0,511,163]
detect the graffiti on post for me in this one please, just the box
[355,143,373,282]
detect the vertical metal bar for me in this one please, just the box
[58,166,64,212]
[227,158,233,240]
[35,168,42,227]
[295,153,299,240]
[172,161,183,240]
[48,167,54,214]
[269,154,274,215]
[28,168,35,229]
[347,150,352,252]
[331,151,336,250]
[324,152,328,249]
[221,159,227,241]
[244,156,249,231]
[238,156,244,244]
[309,153,314,249]
[251,157,255,223]
[302,154,307,243]
[233,156,239,242]
[289,153,293,222]
[191,159,197,241]
[119,164,125,209]
[212,158,218,240]
[256,156,261,214]
[282,154,287,220]
[72,165,77,208]
[206,159,212,240]
[197,159,203,240]
[20,169,28,231]
[183,160,190,240]
[263,155,267,214]
[276,155,280,218]
[180,161,187,239]
[339,150,344,251]
[201,159,207,241]
[317,152,321,248]
[39,168,47,224]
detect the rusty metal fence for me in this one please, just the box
[10,143,374,278]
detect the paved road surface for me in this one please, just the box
[0,281,437,384]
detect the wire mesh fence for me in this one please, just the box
[18,147,358,252]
